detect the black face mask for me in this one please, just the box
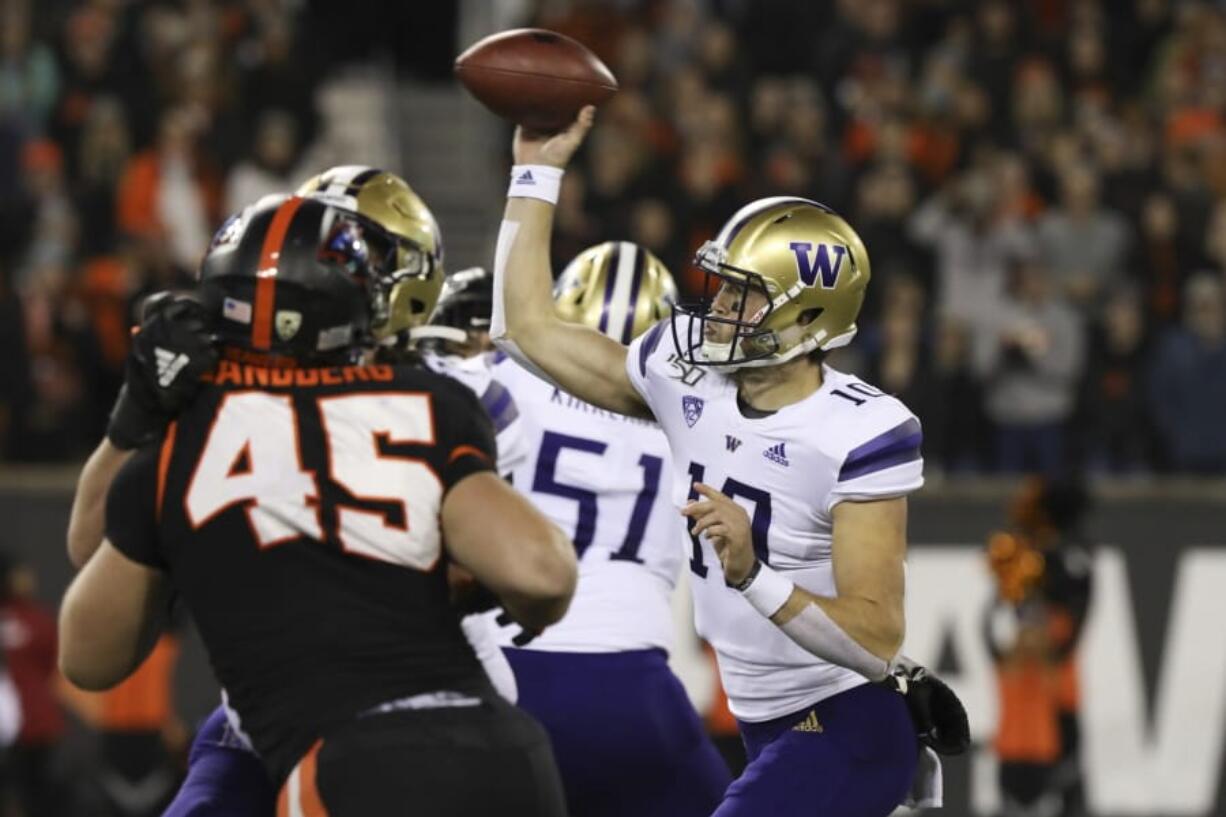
[671,257,779,368]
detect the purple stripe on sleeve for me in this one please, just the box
[480,381,519,432]
[838,417,922,482]
[638,320,666,377]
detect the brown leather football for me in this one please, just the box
[455,28,618,132]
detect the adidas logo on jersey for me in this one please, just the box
[516,169,535,185]
[792,711,823,733]
[763,442,789,467]
[155,347,189,388]
[726,435,742,452]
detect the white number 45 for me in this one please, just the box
[184,392,443,569]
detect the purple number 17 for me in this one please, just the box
[685,461,772,578]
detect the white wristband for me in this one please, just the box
[508,165,564,204]
[740,564,794,618]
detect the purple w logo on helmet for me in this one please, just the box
[788,241,847,289]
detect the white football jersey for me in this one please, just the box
[625,318,924,722]
[487,354,682,653]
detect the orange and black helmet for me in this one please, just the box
[198,194,406,363]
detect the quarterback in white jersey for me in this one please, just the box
[627,332,923,720]
[489,109,966,816]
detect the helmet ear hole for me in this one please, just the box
[798,307,824,326]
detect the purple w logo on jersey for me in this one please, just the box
[788,241,846,288]
[682,395,704,427]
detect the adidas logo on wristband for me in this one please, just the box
[508,165,562,205]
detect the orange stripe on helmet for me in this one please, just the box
[252,196,305,350]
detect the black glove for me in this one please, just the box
[107,292,218,450]
[494,611,540,647]
[882,658,971,756]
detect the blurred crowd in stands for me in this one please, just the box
[540,0,1226,476]
[0,0,327,462]
[1,0,1224,477]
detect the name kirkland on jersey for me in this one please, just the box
[625,316,924,722]
[547,383,656,428]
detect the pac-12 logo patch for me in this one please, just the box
[682,395,704,427]
[788,241,847,289]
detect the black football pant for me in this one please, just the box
[276,697,567,817]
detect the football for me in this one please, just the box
[454,28,618,132]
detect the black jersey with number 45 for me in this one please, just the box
[105,360,499,782]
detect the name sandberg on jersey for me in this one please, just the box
[625,316,924,722]
[487,353,682,654]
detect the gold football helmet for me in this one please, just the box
[672,197,870,368]
[555,241,678,343]
[296,166,444,338]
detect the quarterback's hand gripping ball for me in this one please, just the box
[107,292,218,450]
[512,106,597,169]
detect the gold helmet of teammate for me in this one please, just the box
[296,166,444,338]
[671,196,870,368]
[555,241,678,343]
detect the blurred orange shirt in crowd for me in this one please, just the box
[116,151,221,240]
[994,660,1061,764]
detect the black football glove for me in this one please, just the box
[882,658,971,756]
[107,292,218,450]
[494,610,540,647]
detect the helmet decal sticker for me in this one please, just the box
[788,241,847,289]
